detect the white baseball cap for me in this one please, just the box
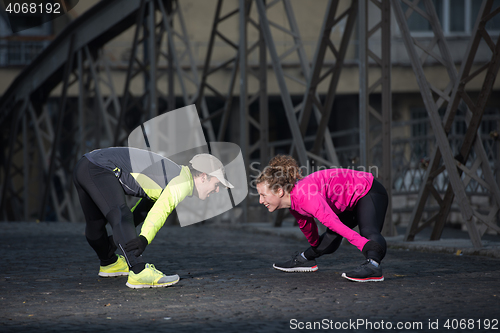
[189,154,234,189]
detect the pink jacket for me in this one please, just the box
[289,168,374,251]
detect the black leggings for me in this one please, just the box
[304,179,388,263]
[73,157,152,267]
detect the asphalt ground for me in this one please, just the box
[1,221,499,333]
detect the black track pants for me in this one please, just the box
[73,157,145,267]
[304,179,388,263]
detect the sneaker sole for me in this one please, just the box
[341,273,384,282]
[273,264,318,272]
[98,272,129,277]
[125,277,180,289]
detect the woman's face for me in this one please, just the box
[256,182,283,212]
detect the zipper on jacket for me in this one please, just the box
[119,178,135,193]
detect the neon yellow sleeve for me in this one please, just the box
[139,166,193,243]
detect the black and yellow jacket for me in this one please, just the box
[85,147,194,244]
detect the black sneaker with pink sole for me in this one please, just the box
[342,260,384,282]
[273,252,318,272]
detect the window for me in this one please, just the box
[403,0,500,35]
[403,0,442,32]
[471,0,500,32]
[0,3,52,66]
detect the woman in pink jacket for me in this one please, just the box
[255,155,388,282]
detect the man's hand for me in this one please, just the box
[124,235,148,256]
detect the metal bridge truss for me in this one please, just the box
[0,1,144,221]
[394,0,500,248]
[0,0,498,248]
[0,0,214,221]
[358,0,393,235]
[271,0,359,226]
[196,0,357,224]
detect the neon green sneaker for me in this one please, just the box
[126,264,179,289]
[98,255,129,277]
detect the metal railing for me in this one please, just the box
[392,113,500,196]
[263,112,499,198]
[0,40,51,66]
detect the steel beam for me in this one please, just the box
[39,35,75,221]
[0,100,25,221]
[258,6,269,168]
[239,0,251,223]
[114,0,148,145]
[146,0,158,119]
[359,0,394,236]
[255,0,308,167]
[196,0,240,144]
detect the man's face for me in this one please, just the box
[257,182,282,213]
[198,175,221,200]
